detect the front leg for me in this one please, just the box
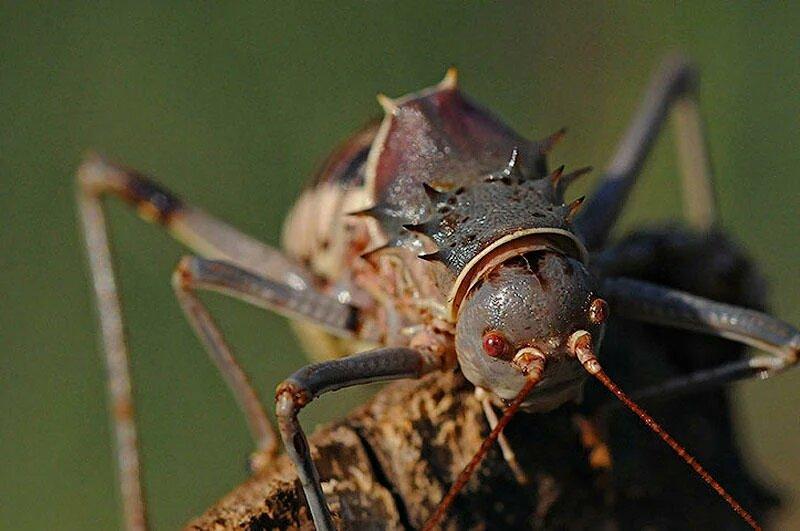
[602,276,799,391]
[275,347,446,530]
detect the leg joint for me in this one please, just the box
[171,255,198,292]
[77,152,183,225]
[275,380,311,417]
[661,54,699,96]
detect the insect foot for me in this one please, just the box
[274,383,337,531]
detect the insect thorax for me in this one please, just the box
[282,73,589,355]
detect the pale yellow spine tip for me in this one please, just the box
[440,66,458,90]
[376,93,398,114]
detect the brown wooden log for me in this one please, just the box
[187,370,613,530]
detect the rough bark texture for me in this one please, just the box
[189,228,782,530]
[188,370,612,530]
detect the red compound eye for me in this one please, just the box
[482,331,509,358]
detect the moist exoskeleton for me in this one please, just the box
[78,56,798,530]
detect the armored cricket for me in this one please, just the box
[78,56,799,530]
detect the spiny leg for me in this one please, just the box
[601,276,799,397]
[577,55,718,250]
[275,347,446,531]
[76,154,317,530]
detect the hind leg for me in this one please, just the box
[578,56,718,249]
[77,155,322,529]
[601,276,798,386]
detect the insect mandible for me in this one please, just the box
[77,56,799,530]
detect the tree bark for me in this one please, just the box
[187,370,614,530]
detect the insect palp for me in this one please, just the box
[422,354,547,531]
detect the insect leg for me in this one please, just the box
[616,359,762,405]
[77,153,312,287]
[577,55,717,250]
[275,347,445,531]
[672,84,716,232]
[602,276,799,380]
[78,168,147,531]
[76,155,316,530]
[175,256,360,339]
[171,256,364,472]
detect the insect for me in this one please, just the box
[78,56,798,530]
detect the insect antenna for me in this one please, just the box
[568,331,762,531]
[422,354,546,531]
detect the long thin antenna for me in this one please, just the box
[570,332,761,531]
[422,355,546,530]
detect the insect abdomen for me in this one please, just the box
[282,122,379,281]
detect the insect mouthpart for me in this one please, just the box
[455,250,599,409]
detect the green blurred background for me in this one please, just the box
[2,3,798,529]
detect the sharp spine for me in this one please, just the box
[549,165,566,187]
[376,93,398,114]
[553,166,593,194]
[537,128,567,155]
[566,195,586,221]
[439,66,458,90]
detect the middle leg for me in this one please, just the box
[172,257,358,464]
[171,256,364,471]
[601,275,799,394]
